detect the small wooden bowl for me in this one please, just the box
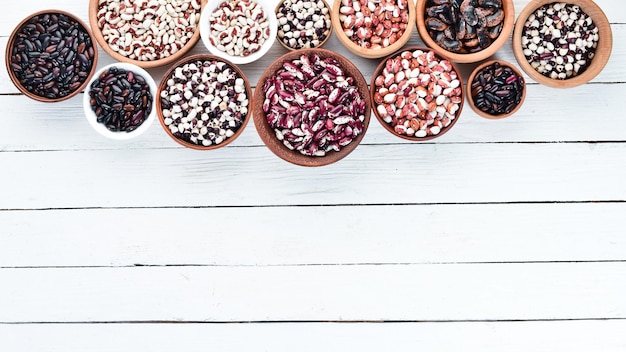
[253,49,371,167]
[416,0,514,63]
[466,59,526,119]
[512,0,612,88]
[156,54,252,150]
[200,0,278,65]
[370,46,464,141]
[5,10,98,102]
[331,0,416,59]
[89,0,206,69]
[275,0,332,51]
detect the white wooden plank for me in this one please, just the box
[1,203,626,267]
[0,143,625,209]
[0,263,624,322]
[1,320,626,352]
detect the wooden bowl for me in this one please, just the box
[416,0,514,63]
[466,59,526,119]
[5,10,98,102]
[89,0,206,69]
[512,0,612,88]
[275,0,332,51]
[370,46,464,141]
[253,49,371,167]
[156,54,252,150]
[331,0,416,59]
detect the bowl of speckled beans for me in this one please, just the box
[200,0,278,65]
[513,0,612,88]
[275,0,333,50]
[156,54,252,150]
[5,10,98,102]
[89,0,206,68]
[370,47,464,141]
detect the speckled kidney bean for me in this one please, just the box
[262,53,367,157]
[339,0,409,49]
[521,2,599,80]
[160,60,249,147]
[96,0,201,61]
[471,62,524,115]
[8,12,95,99]
[208,0,270,57]
[277,0,331,49]
[89,67,153,132]
[373,49,462,138]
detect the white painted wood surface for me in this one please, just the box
[1,0,625,351]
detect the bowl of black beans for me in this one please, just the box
[83,63,157,140]
[5,10,98,102]
[466,59,526,119]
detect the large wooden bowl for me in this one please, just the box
[156,54,252,150]
[5,10,98,102]
[512,0,612,88]
[331,0,416,59]
[253,49,371,167]
[416,0,514,63]
[89,0,206,68]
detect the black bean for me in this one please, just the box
[471,62,524,116]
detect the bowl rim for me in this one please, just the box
[253,48,371,167]
[156,53,252,150]
[466,59,526,119]
[415,0,515,64]
[5,9,99,103]
[199,0,278,65]
[331,0,416,59]
[274,0,333,51]
[88,0,207,69]
[511,0,613,88]
[83,62,158,140]
[370,46,464,142]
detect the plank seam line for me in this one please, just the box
[2,260,626,270]
[2,318,626,325]
[1,199,625,212]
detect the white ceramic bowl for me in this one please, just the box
[200,0,278,65]
[83,63,157,140]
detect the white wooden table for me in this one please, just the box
[1,0,625,350]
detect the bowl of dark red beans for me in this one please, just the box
[513,0,612,88]
[466,60,526,119]
[83,63,157,140]
[156,54,252,150]
[253,49,371,166]
[5,10,98,102]
[416,0,515,63]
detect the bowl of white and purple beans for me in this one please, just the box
[416,0,515,63]
[89,0,206,68]
[371,47,464,141]
[83,63,157,139]
[5,10,98,102]
[253,49,371,166]
[200,0,278,65]
[275,0,333,51]
[512,0,612,88]
[156,54,252,150]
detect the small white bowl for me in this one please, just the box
[83,63,157,140]
[200,0,278,65]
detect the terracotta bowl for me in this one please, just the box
[370,46,464,141]
[5,10,98,102]
[416,0,514,63]
[89,0,206,68]
[331,0,416,59]
[512,0,612,88]
[253,49,371,167]
[156,54,252,150]
[200,0,278,65]
[275,0,332,51]
[466,59,526,119]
